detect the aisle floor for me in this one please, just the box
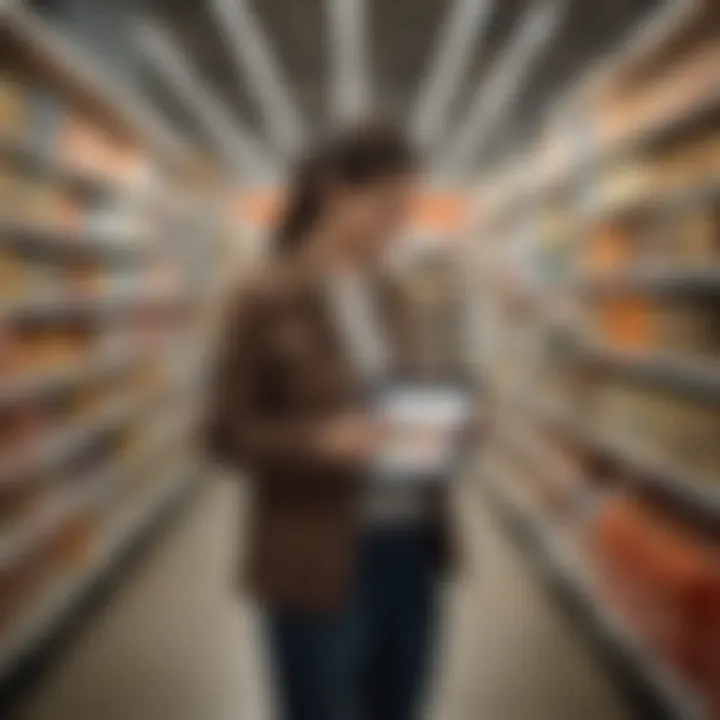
[11,473,633,720]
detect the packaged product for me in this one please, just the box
[49,511,98,568]
[0,477,46,533]
[0,250,33,301]
[596,295,655,351]
[0,546,52,634]
[673,206,718,264]
[585,224,632,274]
[656,298,720,358]
[594,493,720,689]
[0,76,28,137]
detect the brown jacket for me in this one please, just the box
[208,258,456,611]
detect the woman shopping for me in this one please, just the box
[209,122,469,720]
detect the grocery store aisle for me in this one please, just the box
[10,472,633,720]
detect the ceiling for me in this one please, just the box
[33,0,665,182]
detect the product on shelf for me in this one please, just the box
[66,262,107,297]
[68,383,107,419]
[0,545,51,634]
[659,398,720,483]
[0,476,47,533]
[594,295,654,351]
[471,11,720,718]
[2,323,92,377]
[0,9,225,681]
[585,223,634,274]
[593,492,720,695]
[589,377,720,484]
[0,402,46,457]
[0,250,42,303]
[671,203,720,265]
[0,76,29,138]
[57,115,113,180]
[594,293,720,359]
[598,42,720,150]
[48,510,98,569]
[655,298,720,359]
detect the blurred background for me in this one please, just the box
[1,0,719,718]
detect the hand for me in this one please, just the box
[316,414,380,462]
[465,409,488,445]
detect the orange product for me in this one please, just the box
[0,250,34,301]
[0,403,46,455]
[585,224,633,273]
[594,494,720,687]
[0,324,28,376]
[56,192,84,233]
[57,115,113,178]
[67,263,106,296]
[596,295,655,351]
[112,140,145,185]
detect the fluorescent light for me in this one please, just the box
[328,0,370,123]
[209,0,304,156]
[137,20,272,175]
[411,0,495,149]
[437,0,565,176]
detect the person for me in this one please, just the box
[208,122,463,720]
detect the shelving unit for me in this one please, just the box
[570,344,720,404]
[471,2,720,718]
[0,132,150,201]
[575,265,720,294]
[0,3,236,690]
[481,452,706,720]
[0,217,152,260]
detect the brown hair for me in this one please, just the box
[275,121,418,255]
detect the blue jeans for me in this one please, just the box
[266,526,440,720]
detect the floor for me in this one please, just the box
[10,472,634,720]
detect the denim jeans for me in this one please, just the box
[265,525,440,720]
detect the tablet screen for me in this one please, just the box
[372,384,474,480]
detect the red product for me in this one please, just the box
[593,494,720,696]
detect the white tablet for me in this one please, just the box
[372,384,475,481]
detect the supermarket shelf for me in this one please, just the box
[0,470,114,571]
[0,217,152,261]
[0,134,147,203]
[0,391,149,483]
[597,88,720,170]
[0,461,198,687]
[0,288,190,321]
[519,396,720,524]
[477,72,720,233]
[494,418,582,495]
[0,404,196,572]
[576,266,720,295]
[0,342,164,406]
[545,31,720,205]
[0,2,191,166]
[481,458,706,720]
[0,491,86,570]
[586,178,720,223]
[573,344,720,403]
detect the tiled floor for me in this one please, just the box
[11,474,633,720]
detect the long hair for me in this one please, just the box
[275,122,418,255]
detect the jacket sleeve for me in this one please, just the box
[206,289,350,478]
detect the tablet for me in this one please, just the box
[371,383,475,481]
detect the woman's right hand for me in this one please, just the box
[316,414,380,462]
